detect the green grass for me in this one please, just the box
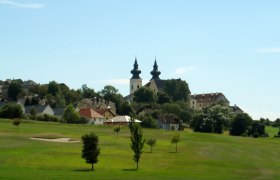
[0,119,279,180]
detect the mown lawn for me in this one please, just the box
[0,119,279,180]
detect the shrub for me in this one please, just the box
[12,119,21,126]
[252,131,259,138]
[0,104,23,119]
[230,113,252,136]
[140,115,157,128]
[37,114,60,122]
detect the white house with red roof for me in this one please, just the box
[79,108,105,125]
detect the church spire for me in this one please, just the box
[130,57,141,79]
[150,58,161,80]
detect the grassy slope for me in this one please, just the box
[0,119,279,180]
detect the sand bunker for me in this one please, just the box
[30,137,80,143]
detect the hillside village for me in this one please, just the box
[0,58,252,132]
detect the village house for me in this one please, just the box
[79,108,105,125]
[104,115,141,126]
[157,114,181,131]
[76,98,116,116]
[53,107,64,119]
[96,109,115,120]
[24,105,54,116]
[230,104,244,114]
[190,93,230,110]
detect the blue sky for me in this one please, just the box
[0,0,280,120]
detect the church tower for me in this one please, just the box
[150,59,161,80]
[130,58,142,94]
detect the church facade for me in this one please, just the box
[127,58,232,111]
[126,58,166,102]
[129,58,166,94]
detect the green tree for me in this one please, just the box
[157,92,171,104]
[164,79,191,102]
[55,92,66,107]
[48,81,60,96]
[248,121,266,138]
[133,87,156,103]
[207,105,234,134]
[12,119,21,127]
[30,107,37,116]
[114,126,121,137]
[272,118,280,127]
[65,89,83,105]
[129,120,145,169]
[171,133,180,153]
[161,103,182,116]
[190,105,233,134]
[140,115,157,128]
[99,85,118,100]
[146,137,156,153]
[8,81,22,101]
[63,104,80,124]
[81,84,96,98]
[118,101,133,115]
[230,113,253,136]
[81,132,100,171]
[24,97,31,106]
[0,104,23,119]
[31,97,39,105]
[99,85,124,115]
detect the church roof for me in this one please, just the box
[150,59,161,80]
[131,58,141,79]
[191,93,229,104]
[153,79,166,91]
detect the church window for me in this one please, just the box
[131,85,133,90]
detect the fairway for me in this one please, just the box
[0,119,279,180]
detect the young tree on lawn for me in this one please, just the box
[171,133,180,153]
[114,126,121,137]
[129,119,145,169]
[12,119,21,127]
[146,137,156,153]
[81,132,100,171]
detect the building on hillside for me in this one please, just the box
[230,105,244,114]
[190,93,230,110]
[96,109,115,120]
[76,98,117,115]
[79,108,105,125]
[125,58,169,102]
[53,107,64,118]
[145,60,166,94]
[130,58,142,94]
[104,115,141,126]
[25,105,54,116]
[157,114,181,131]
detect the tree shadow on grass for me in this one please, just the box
[73,168,93,172]
[123,168,138,171]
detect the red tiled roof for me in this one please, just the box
[79,108,104,119]
[96,109,116,116]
